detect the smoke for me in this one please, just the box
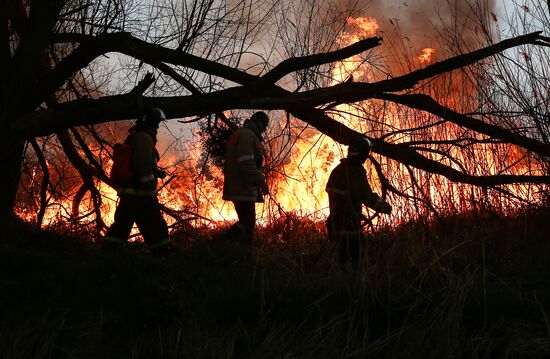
[339,0,496,50]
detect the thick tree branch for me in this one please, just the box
[14,30,550,191]
[19,30,546,146]
[28,32,258,111]
[32,31,546,120]
[258,36,382,86]
[376,93,550,157]
[291,107,550,186]
[374,31,546,91]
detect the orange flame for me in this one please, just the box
[15,16,546,234]
[346,16,379,38]
[418,47,435,65]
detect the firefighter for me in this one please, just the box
[222,111,270,244]
[103,107,174,256]
[325,136,392,265]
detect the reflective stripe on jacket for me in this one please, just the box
[222,119,265,202]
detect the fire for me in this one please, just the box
[261,16,380,223]
[334,17,379,83]
[15,19,383,231]
[346,16,379,39]
[418,47,435,65]
[15,16,547,236]
[158,148,235,224]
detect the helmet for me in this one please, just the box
[250,111,269,133]
[140,107,166,128]
[348,136,373,159]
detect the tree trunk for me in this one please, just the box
[0,131,25,234]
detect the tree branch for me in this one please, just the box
[27,31,258,111]
[31,31,545,120]
[13,30,550,190]
[290,107,550,186]
[376,93,550,157]
[152,61,237,130]
[373,31,545,91]
[56,130,105,229]
[258,36,382,86]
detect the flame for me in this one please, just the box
[262,16,379,223]
[346,16,379,39]
[333,17,379,83]
[15,16,547,234]
[418,47,435,65]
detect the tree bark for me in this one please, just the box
[0,132,26,232]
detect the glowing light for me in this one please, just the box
[346,16,379,38]
[15,16,546,234]
[418,47,435,65]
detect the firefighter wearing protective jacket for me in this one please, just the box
[103,107,174,256]
[326,136,392,265]
[222,111,270,244]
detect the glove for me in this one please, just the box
[155,168,167,179]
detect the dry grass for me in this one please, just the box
[1,206,549,358]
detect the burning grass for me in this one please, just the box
[15,11,548,235]
[1,206,550,358]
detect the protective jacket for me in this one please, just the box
[119,129,160,196]
[325,158,386,235]
[223,119,265,202]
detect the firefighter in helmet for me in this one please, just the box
[222,111,270,244]
[325,136,392,265]
[103,107,174,256]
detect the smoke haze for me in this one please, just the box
[340,0,496,49]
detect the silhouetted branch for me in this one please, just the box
[70,128,110,180]
[290,107,550,186]
[376,93,550,157]
[25,31,547,130]
[258,36,382,85]
[56,130,105,230]
[152,61,238,130]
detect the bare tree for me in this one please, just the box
[2,0,549,233]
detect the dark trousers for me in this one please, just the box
[105,194,169,248]
[326,215,363,266]
[227,201,256,243]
